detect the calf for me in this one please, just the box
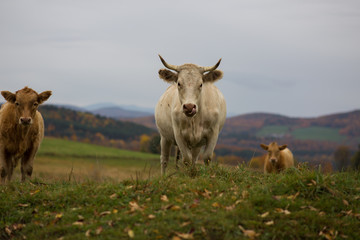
[260,142,294,173]
[0,87,51,183]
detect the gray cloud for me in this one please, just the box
[1,0,359,117]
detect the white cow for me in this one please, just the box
[155,55,226,175]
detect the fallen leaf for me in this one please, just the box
[242,190,249,199]
[12,223,25,230]
[343,199,349,206]
[260,212,269,218]
[287,192,300,200]
[212,202,220,208]
[172,236,182,240]
[175,232,194,239]
[148,214,156,219]
[72,221,84,226]
[96,226,103,235]
[272,195,282,201]
[238,225,260,239]
[225,204,235,211]
[30,189,40,196]
[109,193,117,199]
[5,227,11,235]
[180,221,191,227]
[99,211,111,216]
[78,215,85,221]
[275,208,291,215]
[202,189,212,199]
[161,195,169,202]
[171,205,181,211]
[265,220,274,226]
[112,209,118,214]
[128,229,135,238]
[308,206,319,212]
[85,229,91,237]
[129,201,143,212]
[18,203,30,207]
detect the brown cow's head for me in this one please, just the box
[1,87,52,126]
[158,55,223,117]
[260,142,287,165]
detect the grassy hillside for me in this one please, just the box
[38,104,156,142]
[39,138,159,160]
[1,165,359,239]
[20,138,162,182]
[292,127,347,142]
[256,125,347,143]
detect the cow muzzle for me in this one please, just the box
[270,158,277,164]
[183,103,197,117]
[19,117,32,126]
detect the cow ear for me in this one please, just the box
[260,144,268,150]
[203,70,223,83]
[1,91,16,103]
[279,145,287,151]
[38,91,52,104]
[159,69,178,83]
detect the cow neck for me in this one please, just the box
[15,123,32,140]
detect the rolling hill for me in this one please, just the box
[37,104,156,150]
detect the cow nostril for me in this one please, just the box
[20,117,31,124]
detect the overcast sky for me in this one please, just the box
[1,0,359,117]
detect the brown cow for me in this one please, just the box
[0,87,52,183]
[260,142,294,173]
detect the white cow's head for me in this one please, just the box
[158,55,223,117]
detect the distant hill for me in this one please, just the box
[92,106,153,119]
[38,105,156,149]
[217,110,360,164]
[223,110,360,140]
[83,102,153,119]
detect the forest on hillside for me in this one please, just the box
[38,105,157,151]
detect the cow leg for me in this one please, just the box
[191,147,201,166]
[202,130,220,165]
[21,147,38,182]
[160,137,172,175]
[175,146,181,169]
[0,150,12,184]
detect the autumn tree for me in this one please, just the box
[140,134,151,152]
[351,144,360,170]
[334,146,350,171]
[148,135,161,154]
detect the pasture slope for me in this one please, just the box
[20,137,161,182]
[1,165,360,239]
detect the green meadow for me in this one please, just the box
[21,138,162,182]
[256,125,346,143]
[1,165,360,239]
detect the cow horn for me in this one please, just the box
[158,55,179,72]
[202,58,222,72]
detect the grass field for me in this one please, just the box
[292,127,347,142]
[256,125,347,143]
[12,138,162,182]
[1,165,360,239]
[256,125,290,138]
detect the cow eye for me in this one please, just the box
[15,102,20,106]
[200,83,203,88]
[177,82,181,87]
[34,102,39,107]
